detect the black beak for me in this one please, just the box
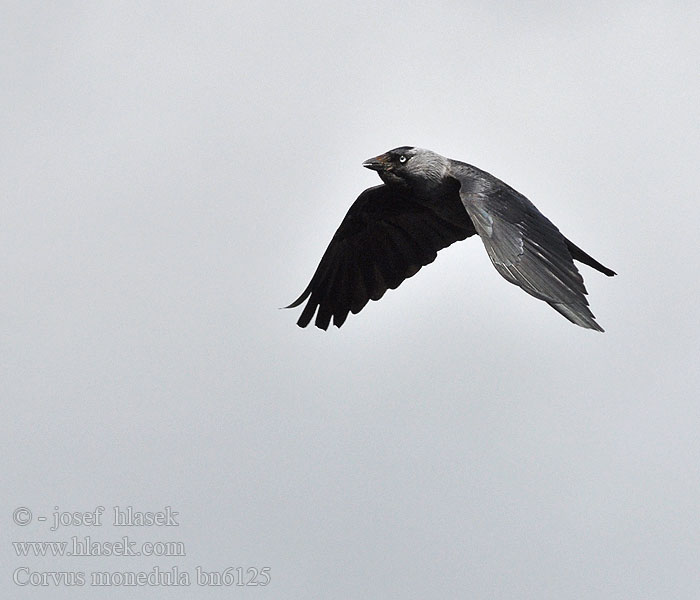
[362,154,389,171]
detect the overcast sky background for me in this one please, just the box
[2,2,699,598]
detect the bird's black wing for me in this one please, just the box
[450,163,614,331]
[287,184,476,329]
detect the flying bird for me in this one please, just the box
[286,146,615,331]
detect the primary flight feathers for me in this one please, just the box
[287,147,615,331]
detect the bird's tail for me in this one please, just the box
[565,238,616,277]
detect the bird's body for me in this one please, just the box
[287,147,615,331]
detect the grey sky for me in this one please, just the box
[2,1,699,598]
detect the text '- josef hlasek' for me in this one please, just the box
[45,506,179,531]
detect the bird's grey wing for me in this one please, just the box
[449,165,605,331]
[286,184,476,329]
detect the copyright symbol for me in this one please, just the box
[13,507,32,526]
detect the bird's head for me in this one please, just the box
[362,146,449,193]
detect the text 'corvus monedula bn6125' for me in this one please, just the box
[286,147,616,331]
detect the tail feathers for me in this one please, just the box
[565,239,616,277]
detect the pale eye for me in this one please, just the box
[399,155,407,163]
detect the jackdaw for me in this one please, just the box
[286,146,615,331]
